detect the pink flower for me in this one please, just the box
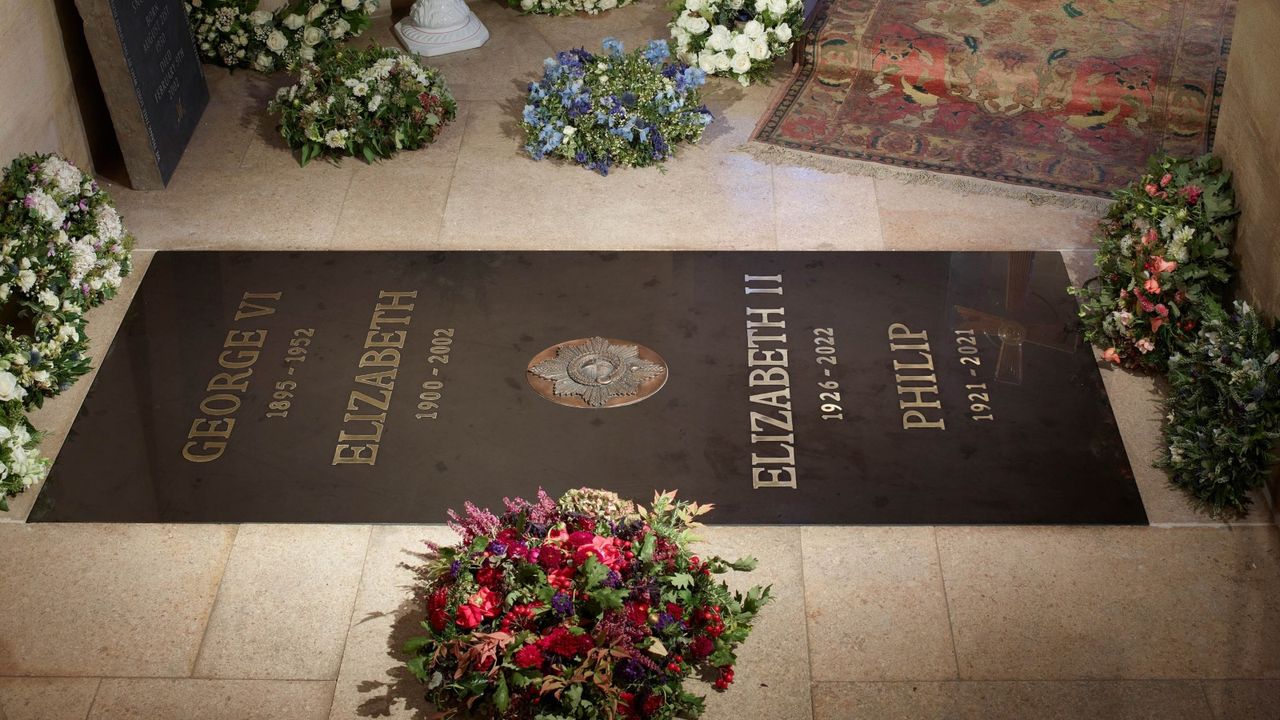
[1148,256,1178,275]
[1145,183,1160,197]
[1142,228,1158,246]
[1183,185,1203,204]
[1136,338,1155,354]
[1155,303,1169,318]
[1160,172,1172,187]
[468,587,501,618]
[1144,277,1161,294]
[1150,316,1165,333]
[1102,347,1122,365]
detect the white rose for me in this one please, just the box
[599,0,617,8]
[754,0,767,11]
[671,26,691,49]
[307,3,327,21]
[679,13,710,34]
[707,24,733,51]
[330,18,350,38]
[300,45,316,61]
[283,13,305,29]
[368,94,383,111]
[521,0,534,8]
[0,424,10,441]
[563,126,576,136]
[364,0,378,11]
[713,51,732,71]
[31,371,50,387]
[303,26,324,46]
[749,37,769,59]
[250,9,272,25]
[0,372,25,402]
[766,0,787,15]
[266,30,288,52]
[342,0,359,9]
[731,51,752,74]
[17,269,35,292]
[774,23,792,43]
[697,50,717,72]
[685,0,704,11]
[731,33,754,56]
[744,20,765,38]
[38,289,59,309]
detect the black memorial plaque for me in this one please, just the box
[78,0,208,188]
[33,251,1147,525]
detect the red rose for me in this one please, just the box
[476,566,503,588]
[690,635,714,658]
[456,603,484,629]
[514,644,544,669]
[468,587,501,618]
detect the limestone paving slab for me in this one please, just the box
[0,677,100,720]
[773,168,884,251]
[937,526,1280,680]
[0,524,235,677]
[193,525,371,680]
[801,527,957,682]
[88,679,333,720]
[811,680,1213,720]
[1201,679,1280,719]
[330,525,457,720]
[695,526,812,720]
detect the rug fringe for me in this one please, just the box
[739,142,1112,212]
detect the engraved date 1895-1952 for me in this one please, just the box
[813,327,844,421]
[265,328,315,419]
[415,328,454,420]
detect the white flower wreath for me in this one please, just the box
[669,0,803,85]
[512,0,633,16]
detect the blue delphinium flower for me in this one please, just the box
[602,37,624,56]
[522,104,540,124]
[642,39,669,65]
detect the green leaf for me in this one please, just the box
[403,635,432,653]
[494,674,510,713]
[669,572,694,589]
[361,145,377,164]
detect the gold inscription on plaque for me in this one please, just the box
[888,323,945,430]
[332,291,417,466]
[744,274,797,489]
[182,292,281,463]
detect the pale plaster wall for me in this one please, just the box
[0,0,93,171]
[1212,0,1280,507]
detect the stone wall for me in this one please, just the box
[1213,0,1280,509]
[0,0,94,170]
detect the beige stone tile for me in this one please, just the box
[0,677,99,720]
[88,679,333,720]
[329,525,456,720]
[937,526,1280,680]
[695,526,811,720]
[812,680,1212,720]
[802,527,957,682]
[439,101,776,250]
[104,161,355,250]
[193,525,371,680]
[875,178,1100,251]
[0,525,235,676]
[3,252,155,523]
[1202,679,1280,720]
[774,167,883,250]
[524,1,674,56]
[422,2,558,103]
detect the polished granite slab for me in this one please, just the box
[33,251,1145,524]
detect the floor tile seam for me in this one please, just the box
[188,524,241,677]
[797,527,818,720]
[329,524,378,695]
[328,171,360,247]
[435,104,472,243]
[868,173,887,251]
[82,678,103,720]
[1199,679,1217,720]
[931,527,963,680]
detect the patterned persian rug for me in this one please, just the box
[752,0,1236,198]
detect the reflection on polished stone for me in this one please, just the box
[34,251,1145,524]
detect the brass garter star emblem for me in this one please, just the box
[527,337,668,408]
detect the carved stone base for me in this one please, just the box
[394,7,489,57]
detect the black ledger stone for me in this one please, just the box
[33,251,1147,525]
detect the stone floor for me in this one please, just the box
[1,2,1279,718]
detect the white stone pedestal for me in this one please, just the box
[394,0,489,57]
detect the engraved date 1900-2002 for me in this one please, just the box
[415,328,454,420]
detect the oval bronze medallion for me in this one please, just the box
[526,336,668,409]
